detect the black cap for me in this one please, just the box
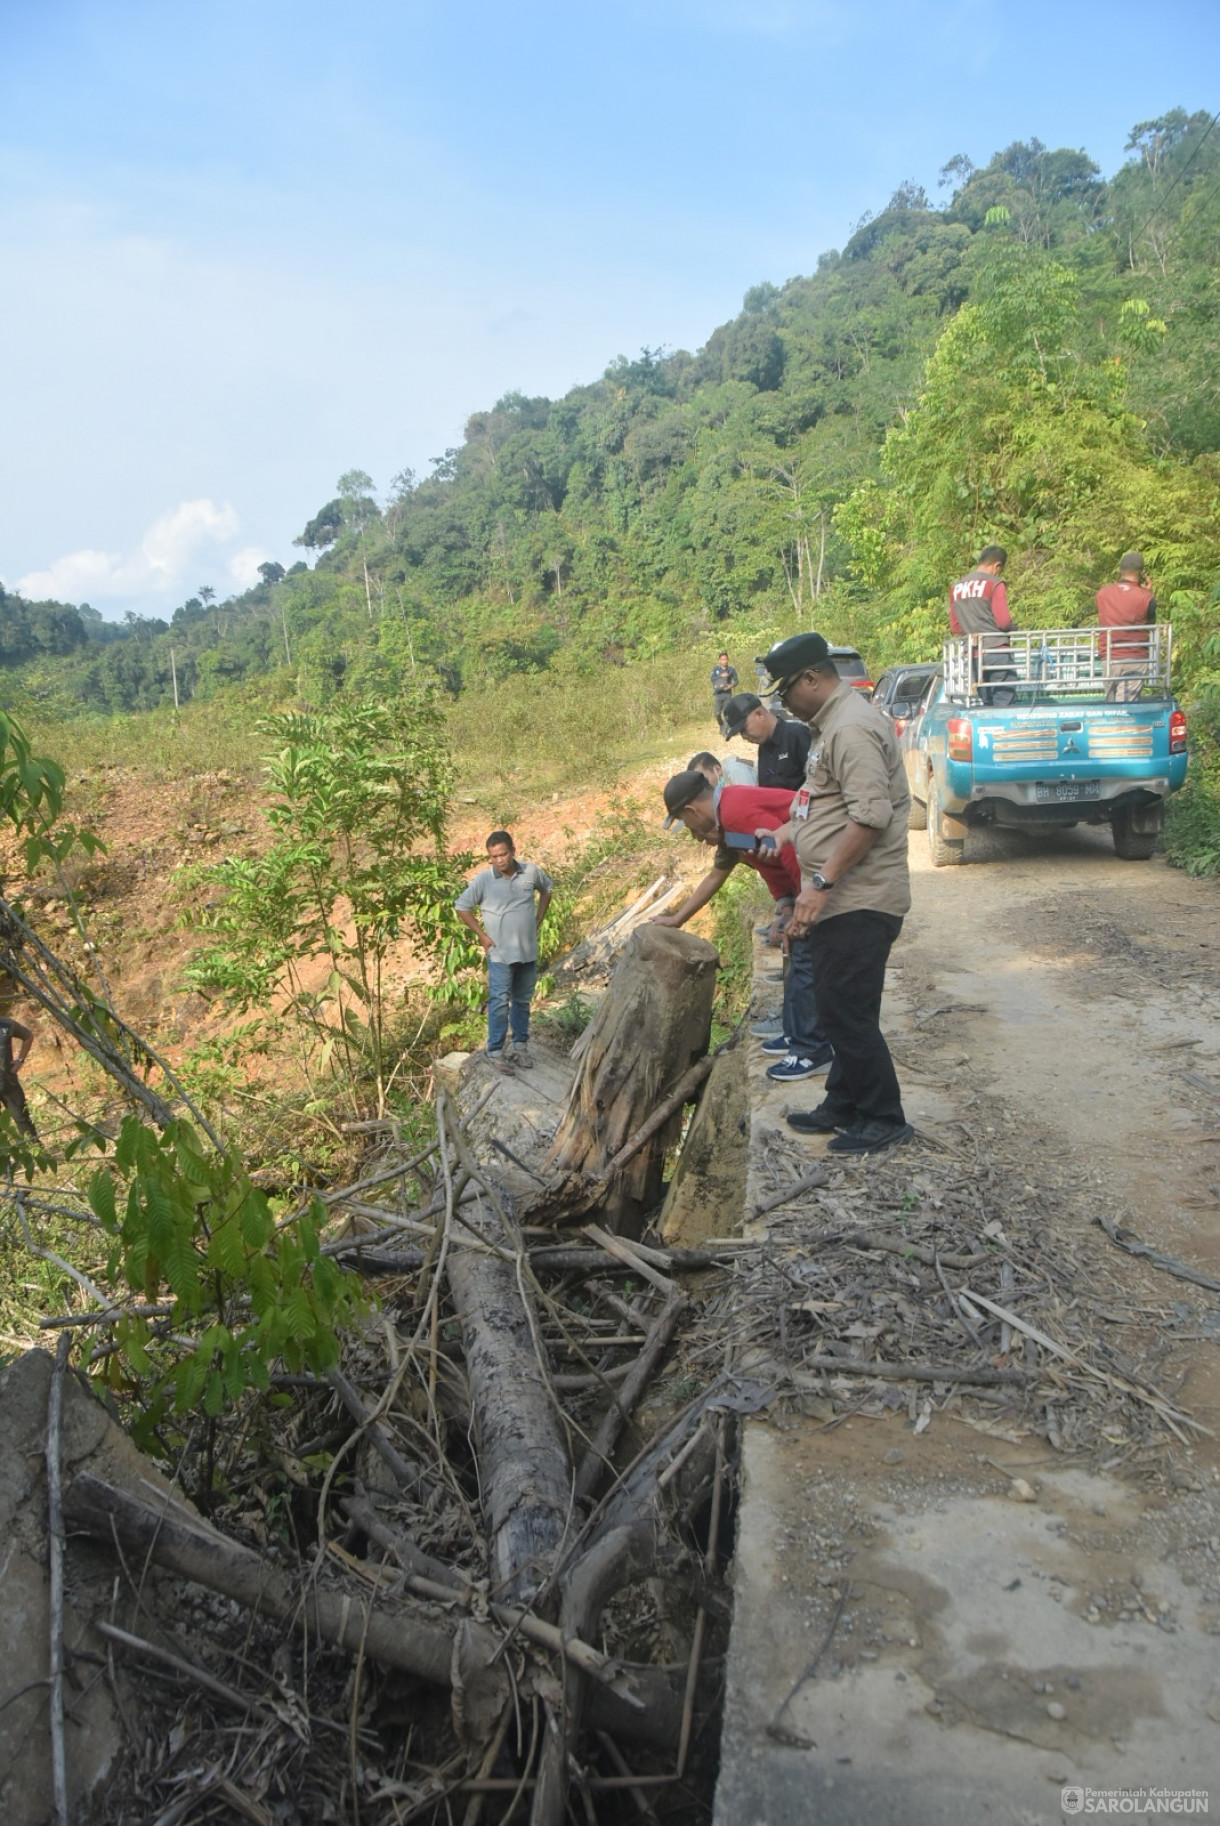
[662,769,714,828]
[1119,551,1145,575]
[762,631,831,691]
[722,691,763,737]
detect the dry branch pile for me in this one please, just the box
[44,1087,748,1826]
[707,1112,1211,1470]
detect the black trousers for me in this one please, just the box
[0,1074,37,1142]
[807,909,905,1128]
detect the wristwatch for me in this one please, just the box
[809,871,835,893]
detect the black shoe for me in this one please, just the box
[827,1120,914,1154]
[786,1102,852,1135]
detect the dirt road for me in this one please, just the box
[715,824,1220,1822]
[901,822,1220,1453]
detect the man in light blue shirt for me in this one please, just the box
[687,750,758,788]
[455,830,554,1073]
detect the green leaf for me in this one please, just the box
[88,1169,118,1229]
[207,1218,247,1279]
[239,1190,272,1249]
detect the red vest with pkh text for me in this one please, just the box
[949,570,1007,636]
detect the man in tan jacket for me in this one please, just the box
[759,632,912,1154]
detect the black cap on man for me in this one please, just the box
[662,769,712,828]
[761,631,832,696]
[722,692,762,738]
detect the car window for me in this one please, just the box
[833,653,869,681]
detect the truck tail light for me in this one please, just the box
[1169,709,1187,754]
[947,718,973,762]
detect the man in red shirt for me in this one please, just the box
[949,544,1017,705]
[1097,551,1156,702]
[655,770,831,1082]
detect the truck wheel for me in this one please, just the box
[908,791,928,831]
[1112,804,1160,861]
[927,776,964,868]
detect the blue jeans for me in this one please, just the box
[783,930,829,1060]
[487,959,538,1055]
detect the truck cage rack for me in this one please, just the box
[943,625,1171,704]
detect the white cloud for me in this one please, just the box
[14,546,126,602]
[140,498,240,583]
[16,496,245,608]
[228,544,272,588]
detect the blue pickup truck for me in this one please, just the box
[902,626,1188,865]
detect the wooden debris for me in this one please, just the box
[549,877,685,985]
[576,1291,688,1501]
[548,926,719,1236]
[1094,1212,1220,1293]
[798,1354,1028,1386]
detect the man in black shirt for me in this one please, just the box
[710,652,739,733]
[723,693,813,790]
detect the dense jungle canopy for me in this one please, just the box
[3,109,1219,719]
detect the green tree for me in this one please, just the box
[836,237,1220,656]
[188,692,473,1112]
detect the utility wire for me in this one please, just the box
[1124,110,1220,252]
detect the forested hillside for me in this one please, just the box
[4,110,1218,730]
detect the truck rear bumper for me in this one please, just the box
[957,780,1171,826]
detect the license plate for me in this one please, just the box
[1035,780,1101,802]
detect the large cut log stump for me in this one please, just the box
[546,926,719,1238]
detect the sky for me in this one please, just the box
[2,0,1217,620]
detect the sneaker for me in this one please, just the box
[827,1120,914,1155]
[486,1052,515,1075]
[507,1045,535,1070]
[786,1102,853,1134]
[765,1052,832,1083]
[750,1019,784,1039]
[764,971,784,984]
[759,1034,791,1055]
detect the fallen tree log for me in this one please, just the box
[65,1471,471,1694]
[439,1098,574,1607]
[343,1240,757,1277]
[547,926,719,1238]
[65,1472,686,1752]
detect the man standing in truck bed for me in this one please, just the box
[949,544,1017,706]
[1097,551,1156,702]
